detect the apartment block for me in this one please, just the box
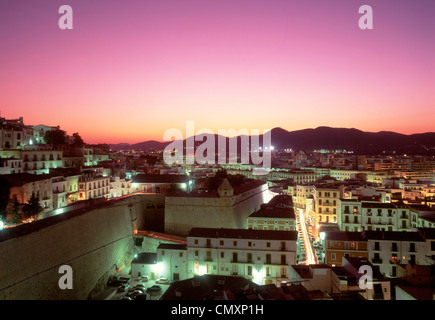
[186,228,298,285]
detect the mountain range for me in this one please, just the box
[109,126,435,154]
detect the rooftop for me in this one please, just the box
[161,274,260,300]
[2,172,54,187]
[364,230,425,242]
[132,173,191,184]
[249,206,295,219]
[325,231,367,242]
[188,228,298,241]
[157,243,187,251]
[131,252,157,265]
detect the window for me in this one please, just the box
[247,253,253,263]
[220,252,224,258]
[220,240,224,246]
[232,252,238,263]
[195,250,199,257]
[374,253,380,262]
[374,242,380,251]
[233,241,237,246]
[266,254,271,264]
[179,252,183,258]
[266,242,271,248]
[161,250,165,256]
[194,239,198,245]
[410,254,416,263]
[410,243,415,252]
[248,241,252,247]
[331,253,336,261]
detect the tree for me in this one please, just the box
[71,132,84,148]
[9,199,22,225]
[44,129,66,147]
[22,192,43,221]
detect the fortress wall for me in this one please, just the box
[0,198,142,300]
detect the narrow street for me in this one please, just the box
[297,208,316,265]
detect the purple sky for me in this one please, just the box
[0,0,434,143]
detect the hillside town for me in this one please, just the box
[1,115,435,300]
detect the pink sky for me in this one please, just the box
[0,0,434,144]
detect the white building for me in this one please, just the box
[337,200,417,232]
[156,243,188,281]
[77,174,110,201]
[51,176,68,209]
[109,176,132,199]
[366,230,427,278]
[131,252,158,279]
[186,227,298,285]
[0,158,23,174]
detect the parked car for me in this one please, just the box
[147,285,162,292]
[117,283,130,292]
[120,296,132,300]
[126,289,145,298]
[156,278,169,284]
[133,284,147,291]
[134,293,147,300]
[138,276,149,282]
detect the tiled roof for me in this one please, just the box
[364,231,425,242]
[325,231,367,242]
[188,228,298,241]
[249,207,295,219]
[157,243,187,250]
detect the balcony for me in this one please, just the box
[371,257,383,264]
[204,257,213,262]
[322,202,336,207]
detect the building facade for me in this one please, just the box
[186,228,298,285]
